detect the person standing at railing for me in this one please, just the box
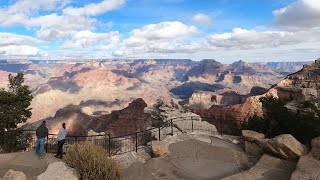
[36,121,49,159]
[55,123,67,159]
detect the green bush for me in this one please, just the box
[0,130,33,153]
[65,142,122,180]
[245,96,320,144]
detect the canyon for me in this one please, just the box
[194,59,320,124]
[0,59,311,134]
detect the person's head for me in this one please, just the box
[42,121,46,126]
[62,123,66,129]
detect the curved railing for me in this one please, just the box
[2,118,222,156]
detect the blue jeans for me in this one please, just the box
[36,138,45,158]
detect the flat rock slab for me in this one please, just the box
[125,139,241,180]
[209,136,243,152]
[222,154,297,180]
[0,151,60,180]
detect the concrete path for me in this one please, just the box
[125,139,246,180]
[0,151,61,180]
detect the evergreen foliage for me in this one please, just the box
[245,96,320,144]
[0,73,33,152]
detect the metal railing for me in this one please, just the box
[2,118,219,156]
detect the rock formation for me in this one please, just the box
[1,169,27,180]
[265,134,308,160]
[89,98,152,137]
[151,141,170,157]
[222,154,296,180]
[290,136,320,180]
[26,98,152,138]
[194,59,320,124]
[37,162,79,180]
[241,130,308,161]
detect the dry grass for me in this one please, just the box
[65,142,122,180]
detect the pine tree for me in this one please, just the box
[0,73,33,152]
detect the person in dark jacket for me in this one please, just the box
[36,121,49,159]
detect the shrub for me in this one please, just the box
[0,130,33,153]
[65,142,122,180]
[244,96,320,144]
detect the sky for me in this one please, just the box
[0,0,319,63]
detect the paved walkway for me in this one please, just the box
[0,151,61,180]
[125,139,248,180]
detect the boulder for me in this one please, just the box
[290,136,320,180]
[222,154,296,180]
[242,130,265,142]
[311,136,320,160]
[2,169,27,180]
[265,134,307,160]
[255,138,269,150]
[37,162,79,180]
[290,153,320,180]
[244,141,263,157]
[151,141,169,157]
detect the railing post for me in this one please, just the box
[46,135,48,153]
[135,133,138,152]
[158,127,161,141]
[192,119,194,132]
[108,134,111,157]
[171,119,173,135]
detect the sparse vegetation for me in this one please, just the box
[151,99,166,127]
[65,142,122,180]
[245,96,320,144]
[0,73,33,152]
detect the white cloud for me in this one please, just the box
[30,14,98,40]
[0,33,42,46]
[0,0,70,26]
[0,0,124,41]
[63,0,126,16]
[191,13,213,25]
[114,21,202,57]
[207,28,320,50]
[123,21,198,47]
[273,0,320,29]
[0,45,40,56]
[62,30,120,49]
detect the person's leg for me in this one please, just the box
[59,140,65,158]
[38,138,45,159]
[56,140,62,157]
[56,140,60,157]
[35,139,40,155]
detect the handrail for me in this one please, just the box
[4,118,238,156]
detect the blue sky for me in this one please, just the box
[0,0,319,63]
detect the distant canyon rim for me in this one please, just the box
[0,59,312,133]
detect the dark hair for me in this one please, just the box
[42,121,46,124]
[62,123,66,126]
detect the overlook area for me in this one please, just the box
[1,0,320,179]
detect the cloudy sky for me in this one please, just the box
[0,0,319,63]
